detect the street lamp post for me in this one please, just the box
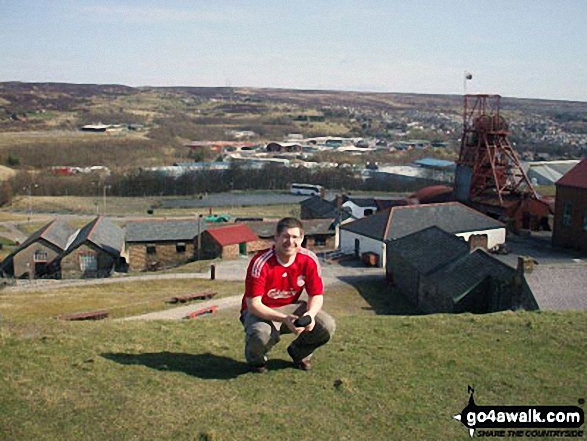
[24,184,38,222]
[103,184,111,215]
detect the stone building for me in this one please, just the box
[0,218,76,279]
[125,219,206,271]
[58,217,125,279]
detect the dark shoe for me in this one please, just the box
[293,359,312,371]
[287,346,312,371]
[249,364,268,374]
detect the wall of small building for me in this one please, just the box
[247,238,273,254]
[418,278,454,313]
[386,252,420,306]
[303,235,336,251]
[340,231,386,267]
[12,241,61,279]
[126,241,195,271]
[456,228,506,250]
[222,244,241,260]
[342,202,377,219]
[60,243,116,279]
[553,186,587,252]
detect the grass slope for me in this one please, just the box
[1,311,585,440]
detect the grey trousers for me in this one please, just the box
[240,301,336,366]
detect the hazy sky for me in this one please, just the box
[1,0,585,102]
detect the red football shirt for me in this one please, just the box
[241,247,324,311]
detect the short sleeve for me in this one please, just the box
[304,254,324,296]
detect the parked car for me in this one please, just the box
[205,214,231,223]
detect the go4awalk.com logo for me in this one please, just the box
[453,386,585,438]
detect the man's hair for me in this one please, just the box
[276,217,304,235]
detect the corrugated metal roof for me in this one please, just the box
[556,157,587,189]
[414,158,456,169]
[206,224,258,246]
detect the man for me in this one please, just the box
[240,217,336,373]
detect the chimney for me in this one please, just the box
[517,255,536,275]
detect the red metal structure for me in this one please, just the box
[455,94,551,230]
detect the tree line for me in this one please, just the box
[1,164,438,205]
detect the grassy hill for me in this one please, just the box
[1,301,585,439]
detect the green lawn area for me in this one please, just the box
[4,196,300,219]
[0,271,585,439]
[0,278,243,322]
[0,310,585,440]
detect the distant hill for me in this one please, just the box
[0,81,584,174]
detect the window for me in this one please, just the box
[583,213,587,231]
[363,209,374,216]
[315,237,327,246]
[562,202,572,226]
[79,254,97,271]
[146,244,156,255]
[176,242,186,254]
[34,250,48,262]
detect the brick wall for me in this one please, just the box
[553,186,587,252]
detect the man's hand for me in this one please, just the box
[302,314,316,332]
[283,314,305,335]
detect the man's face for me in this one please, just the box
[274,227,303,259]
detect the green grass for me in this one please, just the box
[0,278,244,322]
[6,196,300,218]
[0,311,585,440]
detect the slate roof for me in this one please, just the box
[387,226,470,275]
[66,217,125,256]
[20,218,77,251]
[523,263,587,310]
[205,224,258,246]
[340,208,391,241]
[427,249,517,303]
[341,202,505,241]
[0,218,77,269]
[556,157,587,189]
[125,219,205,242]
[301,196,353,221]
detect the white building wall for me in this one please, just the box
[456,228,506,250]
[339,231,386,267]
[342,202,377,219]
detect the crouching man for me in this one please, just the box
[240,217,336,373]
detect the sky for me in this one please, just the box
[1,0,586,102]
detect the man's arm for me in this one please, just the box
[246,296,303,334]
[300,294,323,332]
